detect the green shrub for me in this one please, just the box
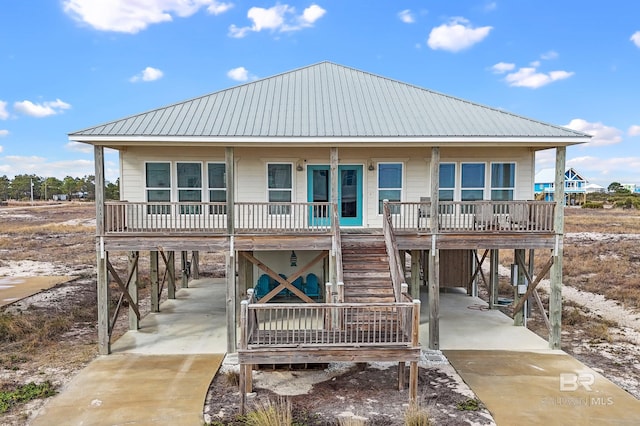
[0,381,57,413]
[582,201,604,209]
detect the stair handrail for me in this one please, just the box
[331,203,344,295]
[382,200,405,301]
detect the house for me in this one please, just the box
[535,167,588,205]
[69,62,590,402]
[585,183,605,193]
[622,183,638,193]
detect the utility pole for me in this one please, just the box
[30,178,34,204]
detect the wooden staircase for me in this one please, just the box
[341,235,396,303]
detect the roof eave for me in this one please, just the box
[68,135,591,148]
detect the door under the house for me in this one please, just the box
[307,165,363,226]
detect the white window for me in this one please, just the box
[208,163,226,214]
[145,162,171,214]
[439,163,456,202]
[461,163,485,201]
[491,163,515,201]
[378,163,403,214]
[177,162,202,214]
[267,163,292,214]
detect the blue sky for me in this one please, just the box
[1,0,639,187]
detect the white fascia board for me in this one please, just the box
[69,135,591,148]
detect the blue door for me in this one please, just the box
[307,165,363,226]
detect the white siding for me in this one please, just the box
[119,145,535,226]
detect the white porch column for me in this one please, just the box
[225,147,237,353]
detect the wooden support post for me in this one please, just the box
[150,251,159,313]
[237,251,253,323]
[409,299,421,401]
[181,250,189,288]
[192,251,200,280]
[527,249,535,317]
[400,250,407,280]
[226,250,237,353]
[410,250,420,299]
[128,251,139,331]
[549,146,566,349]
[428,147,440,350]
[94,145,110,355]
[167,251,176,299]
[513,249,525,326]
[398,362,406,390]
[489,249,499,309]
[239,299,247,415]
[97,246,110,355]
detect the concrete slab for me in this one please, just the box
[111,279,228,355]
[446,350,640,425]
[419,290,552,351]
[30,278,227,425]
[31,353,223,426]
[0,276,76,307]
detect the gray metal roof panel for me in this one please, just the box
[70,61,589,140]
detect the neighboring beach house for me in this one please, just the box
[535,167,588,205]
[69,62,590,401]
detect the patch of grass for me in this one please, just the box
[456,398,481,411]
[224,369,240,387]
[404,402,432,426]
[245,397,292,426]
[0,381,57,413]
[338,415,367,426]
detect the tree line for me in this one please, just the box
[0,174,119,201]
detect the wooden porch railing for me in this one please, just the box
[382,201,406,301]
[104,201,228,234]
[388,200,555,233]
[240,296,420,353]
[103,200,555,235]
[235,202,333,233]
[103,201,334,234]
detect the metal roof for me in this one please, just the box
[70,61,589,141]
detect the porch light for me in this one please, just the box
[290,250,297,267]
[368,161,375,171]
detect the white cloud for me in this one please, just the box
[398,9,415,24]
[65,141,93,154]
[564,119,622,146]
[0,130,8,137]
[568,156,640,184]
[208,1,233,15]
[491,62,515,73]
[631,31,640,48]
[427,17,492,52]
[0,153,119,181]
[484,2,497,12]
[63,0,233,34]
[13,99,71,118]
[130,66,164,83]
[540,50,558,60]
[227,67,251,82]
[0,146,3,153]
[502,67,574,88]
[628,125,640,136]
[229,3,326,38]
[0,101,8,120]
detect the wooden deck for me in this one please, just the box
[237,293,421,411]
